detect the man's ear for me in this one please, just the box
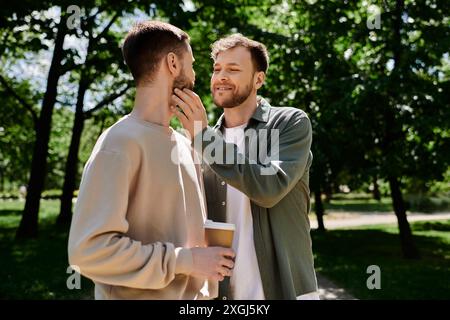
[254,71,265,90]
[166,52,180,77]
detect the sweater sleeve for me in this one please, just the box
[68,149,194,290]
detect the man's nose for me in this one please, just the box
[218,70,229,82]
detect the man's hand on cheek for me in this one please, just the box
[171,88,208,139]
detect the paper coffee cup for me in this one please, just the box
[204,219,235,248]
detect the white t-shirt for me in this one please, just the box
[223,123,265,300]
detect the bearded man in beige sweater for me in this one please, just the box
[68,21,235,300]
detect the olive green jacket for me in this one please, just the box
[193,97,318,300]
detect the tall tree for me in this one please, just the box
[349,0,450,258]
[17,12,68,238]
[56,7,133,226]
[1,1,160,237]
[0,3,77,238]
[0,80,36,193]
[56,0,185,225]
[220,0,449,258]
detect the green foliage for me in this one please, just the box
[429,172,450,195]
[0,81,36,192]
[322,197,394,212]
[46,108,75,190]
[41,189,63,199]
[405,194,450,213]
[2,0,448,199]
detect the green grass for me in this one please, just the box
[310,193,394,212]
[313,193,450,213]
[309,196,392,213]
[312,220,450,299]
[0,200,94,299]
[322,197,394,212]
[1,200,449,299]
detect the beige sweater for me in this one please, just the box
[68,114,217,299]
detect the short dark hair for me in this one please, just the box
[122,21,190,86]
[211,33,269,73]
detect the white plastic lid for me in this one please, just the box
[204,219,235,231]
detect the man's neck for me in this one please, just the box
[223,94,258,128]
[132,82,172,127]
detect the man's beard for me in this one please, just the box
[173,69,194,91]
[212,81,253,108]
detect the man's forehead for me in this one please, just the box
[215,46,252,65]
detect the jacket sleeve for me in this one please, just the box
[68,149,193,290]
[193,113,312,208]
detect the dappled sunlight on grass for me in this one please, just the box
[312,220,450,299]
[1,200,448,299]
[0,200,94,299]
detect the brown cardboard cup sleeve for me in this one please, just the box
[204,219,235,248]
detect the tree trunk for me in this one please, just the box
[383,0,420,259]
[373,176,381,201]
[16,16,67,239]
[0,169,4,192]
[388,176,419,259]
[324,183,332,204]
[314,188,326,231]
[57,108,86,226]
[56,30,95,228]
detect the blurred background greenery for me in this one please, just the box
[0,0,448,299]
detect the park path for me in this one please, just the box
[310,211,450,230]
